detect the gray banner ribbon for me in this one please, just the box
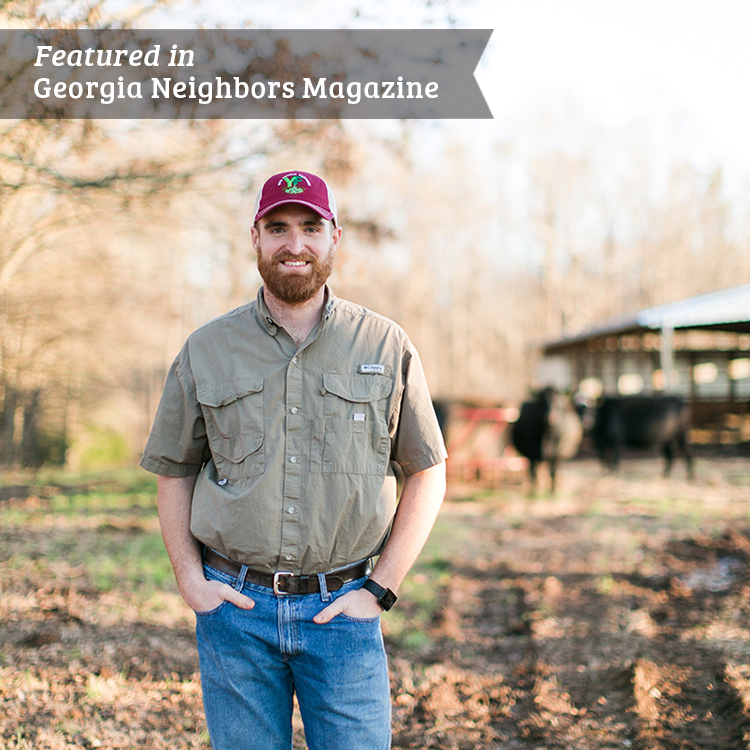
[0,29,493,119]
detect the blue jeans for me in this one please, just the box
[195,562,391,750]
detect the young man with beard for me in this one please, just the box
[141,170,447,750]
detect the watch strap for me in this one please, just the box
[362,578,398,611]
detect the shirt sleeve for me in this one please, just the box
[390,339,448,476]
[139,343,209,477]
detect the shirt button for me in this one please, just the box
[288,507,296,514]
[291,356,298,364]
[291,406,298,414]
[290,456,298,464]
[285,554,293,561]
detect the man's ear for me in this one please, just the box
[331,225,342,252]
[250,225,260,253]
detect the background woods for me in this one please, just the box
[3,117,750,470]
[2,2,750,471]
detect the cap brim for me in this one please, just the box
[255,199,335,223]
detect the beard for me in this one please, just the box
[256,248,334,305]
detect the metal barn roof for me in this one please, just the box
[637,283,750,331]
[545,283,750,353]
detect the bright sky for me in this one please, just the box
[478,1,750,178]
[140,0,750,182]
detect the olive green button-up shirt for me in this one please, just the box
[140,287,447,575]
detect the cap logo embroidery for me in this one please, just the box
[280,173,311,195]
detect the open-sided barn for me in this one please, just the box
[540,283,750,444]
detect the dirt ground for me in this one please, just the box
[390,453,750,750]
[3,454,750,749]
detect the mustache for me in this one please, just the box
[274,252,317,264]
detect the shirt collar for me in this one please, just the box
[256,285,337,335]
[323,286,336,321]
[256,286,278,335]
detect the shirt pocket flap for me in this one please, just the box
[212,431,263,463]
[322,373,393,403]
[196,377,264,408]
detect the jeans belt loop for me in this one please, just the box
[318,572,332,602]
[235,564,249,592]
[273,571,294,596]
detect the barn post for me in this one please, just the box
[660,324,675,392]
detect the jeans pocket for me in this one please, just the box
[195,600,231,618]
[196,563,237,617]
[338,613,382,624]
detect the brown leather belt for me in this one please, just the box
[204,548,371,595]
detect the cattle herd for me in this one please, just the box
[510,388,583,494]
[509,388,694,493]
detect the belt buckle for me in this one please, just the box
[273,571,294,595]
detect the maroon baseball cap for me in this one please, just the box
[253,170,338,224]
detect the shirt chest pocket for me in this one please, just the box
[196,377,265,479]
[320,373,392,475]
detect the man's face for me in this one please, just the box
[251,204,342,305]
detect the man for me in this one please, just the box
[140,170,447,750]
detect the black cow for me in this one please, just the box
[511,388,583,494]
[592,396,693,477]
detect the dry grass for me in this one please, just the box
[3,457,750,748]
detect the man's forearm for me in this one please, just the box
[369,460,446,593]
[157,474,203,595]
[157,474,256,613]
[313,460,446,623]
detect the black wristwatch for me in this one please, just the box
[362,578,398,611]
